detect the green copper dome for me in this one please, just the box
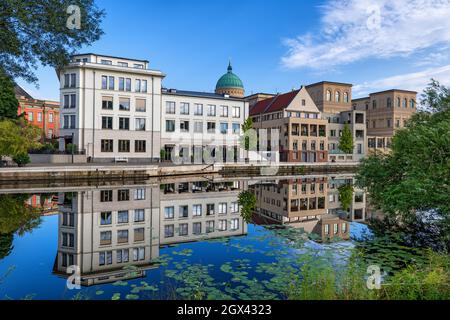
[215,62,244,90]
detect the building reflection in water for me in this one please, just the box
[52,180,247,286]
[250,174,367,242]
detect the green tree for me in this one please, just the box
[356,82,450,251]
[420,79,450,113]
[338,184,354,212]
[238,190,256,223]
[0,119,41,159]
[239,117,257,151]
[338,123,354,154]
[0,0,104,83]
[0,73,19,119]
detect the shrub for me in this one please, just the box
[13,153,30,167]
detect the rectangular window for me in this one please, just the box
[100,212,112,225]
[192,204,202,217]
[142,80,147,92]
[119,117,130,130]
[194,121,203,133]
[100,231,112,245]
[179,223,188,236]
[118,189,130,201]
[49,113,53,123]
[220,105,228,117]
[220,122,228,134]
[166,101,175,114]
[37,112,42,122]
[333,223,338,234]
[207,122,216,133]
[62,232,74,247]
[125,78,131,91]
[135,79,141,92]
[218,203,227,215]
[218,219,227,231]
[230,202,239,213]
[166,120,175,132]
[206,204,215,215]
[99,251,112,266]
[232,106,240,118]
[64,74,70,88]
[135,118,145,131]
[63,115,76,129]
[108,76,114,90]
[134,228,145,242]
[164,225,174,238]
[28,112,33,121]
[324,224,329,235]
[116,249,129,263]
[119,98,130,111]
[101,139,113,152]
[230,218,239,230]
[164,206,174,219]
[70,73,76,88]
[135,140,146,152]
[100,190,113,202]
[179,205,188,218]
[119,77,125,91]
[194,104,203,115]
[136,98,146,112]
[70,94,76,108]
[134,64,143,69]
[180,121,189,132]
[206,221,214,233]
[117,230,129,243]
[101,59,112,65]
[101,75,107,89]
[118,139,130,152]
[193,222,202,235]
[232,123,240,134]
[102,116,113,129]
[133,247,145,261]
[134,188,145,200]
[180,102,189,115]
[102,96,113,110]
[207,105,216,116]
[134,209,145,222]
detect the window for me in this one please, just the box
[387,119,391,128]
[372,99,377,109]
[220,122,228,134]
[102,96,113,109]
[179,205,188,218]
[117,230,128,243]
[63,115,76,129]
[119,98,130,111]
[134,64,144,69]
[232,123,240,134]
[100,231,112,245]
[192,204,202,217]
[194,104,203,115]
[100,212,112,225]
[99,251,112,266]
[142,80,147,92]
[207,105,216,116]
[48,129,53,139]
[357,143,362,154]
[119,77,125,91]
[109,76,114,90]
[410,99,415,108]
[125,78,131,91]
[342,223,347,233]
[206,204,215,215]
[230,202,239,213]
[118,139,130,152]
[118,190,129,201]
[396,119,400,128]
[119,117,130,130]
[324,224,329,235]
[180,120,189,132]
[220,105,228,117]
[102,116,113,129]
[166,101,175,114]
[64,74,70,88]
[194,121,203,133]
[164,206,174,219]
[193,222,202,235]
[397,97,401,107]
[343,92,349,103]
[63,94,76,108]
[101,139,113,152]
[102,75,107,89]
[232,106,240,118]
[387,97,392,108]
[402,98,407,108]
[28,112,33,121]
[101,59,112,65]
[62,232,74,247]
[117,249,129,263]
[135,140,146,152]
[134,228,144,242]
[180,102,189,115]
[134,209,145,222]
[335,91,340,102]
[135,79,141,92]
[166,120,175,132]
[37,112,42,122]
[164,225,174,238]
[179,223,188,236]
[134,188,145,200]
[326,90,331,101]
[333,223,338,234]
[136,99,146,112]
[230,218,239,230]
[207,122,216,133]
[218,203,227,215]
[133,247,145,261]
[218,219,227,231]
[135,118,145,131]
[206,221,214,233]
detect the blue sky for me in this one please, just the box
[18,0,450,101]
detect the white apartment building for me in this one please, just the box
[58,53,164,162]
[161,89,249,163]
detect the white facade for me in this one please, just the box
[59,53,164,162]
[161,89,249,163]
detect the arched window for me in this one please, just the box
[387,97,392,108]
[335,91,340,102]
[326,90,331,101]
[397,97,400,107]
[410,99,414,108]
[403,98,407,108]
[343,92,349,103]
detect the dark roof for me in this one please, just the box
[14,85,33,99]
[250,89,300,116]
[352,96,369,101]
[306,81,353,88]
[162,88,245,101]
[73,53,149,63]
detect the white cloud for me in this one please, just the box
[282,0,450,69]
[353,64,450,97]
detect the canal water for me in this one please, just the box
[0,174,371,300]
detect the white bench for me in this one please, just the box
[114,157,128,163]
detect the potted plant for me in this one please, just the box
[13,153,30,167]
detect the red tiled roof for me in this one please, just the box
[249,89,300,116]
